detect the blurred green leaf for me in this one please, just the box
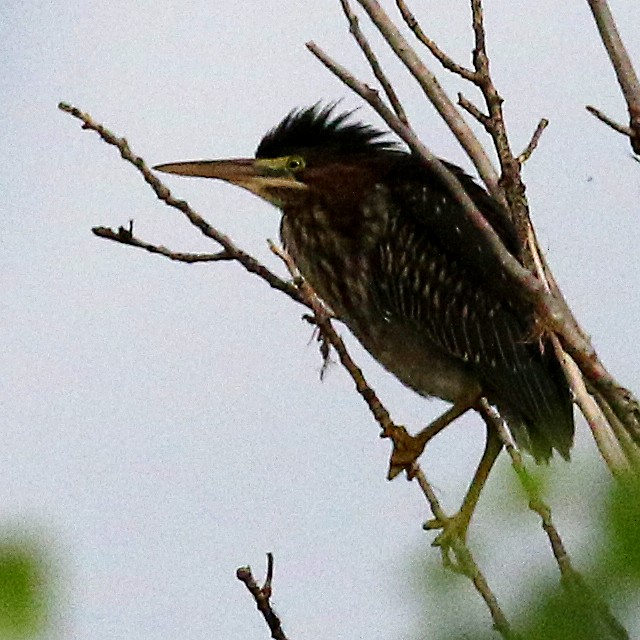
[0,541,47,638]
[605,475,640,581]
[407,458,639,639]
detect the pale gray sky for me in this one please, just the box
[2,1,639,638]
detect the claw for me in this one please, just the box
[387,426,429,480]
[424,511,471,548]
[385,403,474,480]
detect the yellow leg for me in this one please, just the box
[426,419,503,545]
[387,401,473,480]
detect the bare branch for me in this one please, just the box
[237,554,289,640]
[353,0,503,201]
[586,0,640,153]
[92,225,234,263]
[552,339,630,475]
[58,102,307,308]
[479,398,577,580]
[458,92,491,128]
[524,222,635,473]
[396,0,476,81]
[269,241,516,639]
[470,0,488,75]
[591,387,640,469]
[479,399,630,640]
[468,0,521,214]
[586,105,635,137]
[339,0,409,124]
[517,119,549,165]
[411,464,518,640]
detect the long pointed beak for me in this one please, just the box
[153,158,258,182]
[153,157,307,206]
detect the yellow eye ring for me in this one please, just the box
[286,156,305,172]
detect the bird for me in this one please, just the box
[154,104,574,539]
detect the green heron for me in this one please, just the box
[155,104,574,538]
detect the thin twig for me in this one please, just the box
[395,0,476,81]
[58,102,307,308]
[524,220,636,472]
[479,399,629,640]
[236,554,289,640]
[339,0,409,124]
[353,0,503,201]
[269,242,395,432]
[586,0,640,153]
[411,465,519,640]
[552,338,630,475]
[270,242,516,639]
[92,225,234,263]
[479,399,575,580]
[458,92,491,128]
[469,0,523,231]
[517,119,549,165]
[591,387,640,468]
[586,105,635,137]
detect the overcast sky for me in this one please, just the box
[2,1,639,638]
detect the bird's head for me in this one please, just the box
[153,104,402,210]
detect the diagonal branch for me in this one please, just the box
[586,105,636,139]
[396,0,476,81]
[269,242,517,640]
[58,102,307,308]
[237,554,289,640]
[480,399,629,640]
[340,0,409,124]
[586,0,640,153]
[354,0,503,201]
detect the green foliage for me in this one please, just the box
[408,460,640,640]
[603,476,640,582]
[0,540,48,639]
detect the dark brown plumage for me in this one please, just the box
[155,104,574,463]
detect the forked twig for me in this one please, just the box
[92,224,234,263]
[58,102,306,308]
[237,554,289,640]
[396,0,476,81]
[586,0,640,153]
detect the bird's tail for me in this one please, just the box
[498,346,575,462]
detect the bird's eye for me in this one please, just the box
[286,156,305,172]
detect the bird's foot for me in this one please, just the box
[385,425,430,480]
[385,404,474,480]
[424,510,471,551]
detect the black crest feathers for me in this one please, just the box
[255,103,400,159]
